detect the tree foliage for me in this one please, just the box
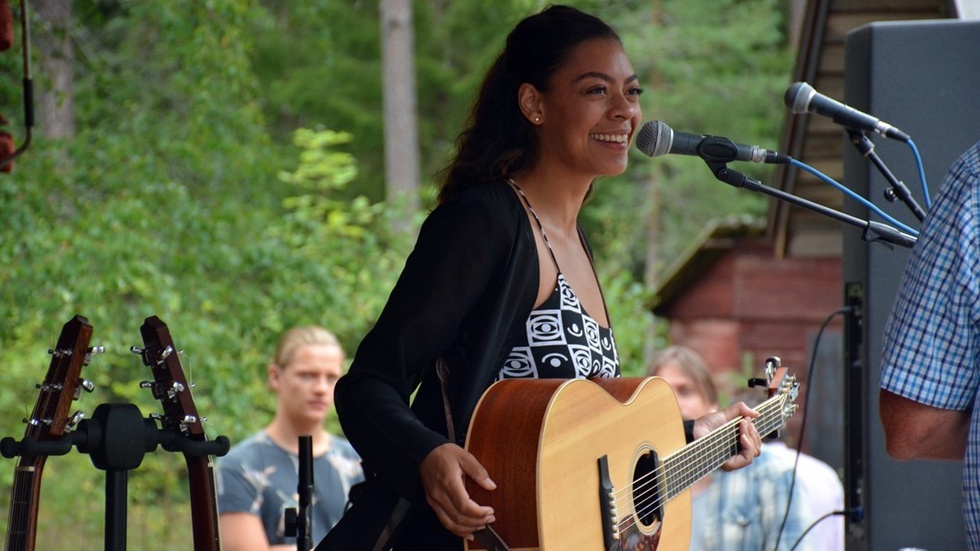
[0,0,791,547]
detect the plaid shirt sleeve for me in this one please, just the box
[880,142,980,411]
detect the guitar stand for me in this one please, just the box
[1,402,229,551]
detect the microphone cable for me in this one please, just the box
[774,306,858,551]
[907,139,931,209]
[789,158,920,237]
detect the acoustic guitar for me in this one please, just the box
[463,365,799,551]
[317,364,797,551]
[136,315,225,551]
[3,315,97,551]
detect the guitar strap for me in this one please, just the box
[435,357,457,443]
[436,358,511,551]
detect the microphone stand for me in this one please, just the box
[285,435,315,550]
[702,160,917,250]
[846,129,926,223]
[0,0,35,171]
[702,158,902,537]
[296,435,314,551]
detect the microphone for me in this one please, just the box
[635,120,791,165]
[784,81,910,142]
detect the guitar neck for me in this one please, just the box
[5,458,46,551]
[186,453,222,551]
[661,394,787,501]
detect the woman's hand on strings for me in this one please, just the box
[693,401,763,471]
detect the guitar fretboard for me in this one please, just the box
[661,393,789,501]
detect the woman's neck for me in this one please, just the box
[509,170,592,233]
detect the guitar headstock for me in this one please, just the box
[764,356,800,401]
[22,315,98,445]
[134,315,206,439]
[750,357,800,439]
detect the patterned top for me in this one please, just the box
[498,179,620,380]
[216,431,364,545]
[880,140,980,549]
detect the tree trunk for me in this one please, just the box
[380,0,420,234]
[645,0,665,362]
[32,0,74,140]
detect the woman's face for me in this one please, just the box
[532,38,643,180]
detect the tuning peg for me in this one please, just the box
[66,411,86,431]
[88,346,105,355]
[36,381,64,392]
[72,378,95,400]
[47,348,71,358]
[24,416,51,427]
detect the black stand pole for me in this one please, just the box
[703,160,917,250]
[843,283,866,544]
[846,130,927,222]
[105,470,129,551]
[286,435,315,550]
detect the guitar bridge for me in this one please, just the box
[597,455,619,550]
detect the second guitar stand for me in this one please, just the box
[1,402,230,551]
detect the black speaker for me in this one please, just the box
[842,19,980,551]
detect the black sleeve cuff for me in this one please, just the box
[684,419,695,443]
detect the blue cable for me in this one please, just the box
[789,158,919,236]
[907,139,931,208]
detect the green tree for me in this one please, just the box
[0,1,793,547]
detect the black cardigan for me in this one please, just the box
[332,181,697,549]
[334,181,540,500]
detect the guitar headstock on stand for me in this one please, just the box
[1,314,101,551]
[134,315,210,443]
[133,315,228,551]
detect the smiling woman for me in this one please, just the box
[330,5,763,550]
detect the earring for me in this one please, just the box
[534,115,541,124]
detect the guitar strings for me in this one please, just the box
[619,398,787,533]
[624,399,787,530]
[617,417,742,533]
[615,395,784,506]
[615,395,787,534]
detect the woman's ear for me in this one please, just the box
[518,82,544,125]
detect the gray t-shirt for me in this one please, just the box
[216,431,364,545]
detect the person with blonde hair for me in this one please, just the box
[217,326,363,551]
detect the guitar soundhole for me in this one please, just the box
[632,447,662,530]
